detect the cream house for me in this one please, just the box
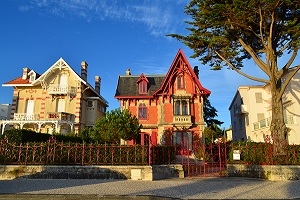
[229,72,300,144]
[1,58,108,134]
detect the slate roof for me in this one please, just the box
[115,75,165,97]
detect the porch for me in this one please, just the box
[0,112,75,134]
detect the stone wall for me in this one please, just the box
[0,165,184,181]
[227,164,300,181]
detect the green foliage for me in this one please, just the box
[93,109,141,144]
[203,124,223,144]
[203,98,223,127]
[228,141,300,165]
[1,129,84,144]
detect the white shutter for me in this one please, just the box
[26,100,34,114]
[57,99,65,112]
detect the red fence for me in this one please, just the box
[0,137,176,165]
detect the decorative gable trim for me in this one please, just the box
[153,49,211,96]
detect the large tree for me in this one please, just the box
[168,0,300,154]
[93,109,141,144]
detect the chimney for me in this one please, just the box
[81,61,88,81]
[95,76,101,95]
[22,68,29,80]
[126,68,131,75]
[193,66,199,78]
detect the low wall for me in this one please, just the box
[227,164,300,181]
[0,165,184,181]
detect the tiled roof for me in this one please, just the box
[115,75,165,97]
[4,74,41,85]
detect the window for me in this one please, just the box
[87,100,93,108]
[239,117,243,130]
[175,100,180,115]
[139,81,147,94]
[173,99,189,115]
[138,103,147,119]
[177,75,185,89]
[255,92,263,103]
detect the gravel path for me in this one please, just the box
[0,177,299,199]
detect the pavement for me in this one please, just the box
[0,177,299,199]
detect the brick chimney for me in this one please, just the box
[81,61,88,81]
[22,68,29,80]
[95,76,101,95]
[126,68,131,75]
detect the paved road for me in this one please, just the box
[0,177,299,199]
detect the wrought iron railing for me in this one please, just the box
[0,137,175,165]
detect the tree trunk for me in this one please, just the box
[270,81,288,155]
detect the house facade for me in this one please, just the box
[1,58,108,134]
[114,49,210,150]
[229,71,300,144]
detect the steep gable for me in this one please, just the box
[153,49,210,96]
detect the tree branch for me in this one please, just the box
[277,48,299,78]
[215,51,269,83]
[238,38,270,75]
[278,65,300,100]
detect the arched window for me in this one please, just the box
[177,74,184,89]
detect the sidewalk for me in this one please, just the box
[0,177,299,199]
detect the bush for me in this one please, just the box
[1,129,84,144]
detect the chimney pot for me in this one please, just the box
[126,68,131,75]
[81,61,88,81]
[95,76,101,95]
[22,68,29,80]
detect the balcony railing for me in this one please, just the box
[48,84,76,96]
[173,115,192,124]
[253,115,296,130]
[47,112,75,122]
[14,113,40,120]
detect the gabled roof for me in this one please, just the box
[153,49,210,96]
[34,57,86,85]
[114,49,211,99]
[2,58,108,105]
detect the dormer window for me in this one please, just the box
[137,73,149,94]
[28,70,36,83]
[177,74,185,89]
[139,81,147,94]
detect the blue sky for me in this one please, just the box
[0,0,268,129]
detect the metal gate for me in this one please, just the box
[176,141,228,177]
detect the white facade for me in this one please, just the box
[0,104,11,120]
[229,73,300,144]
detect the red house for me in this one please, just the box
[114,49,210,153]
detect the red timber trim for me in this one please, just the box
[153,49,211,96]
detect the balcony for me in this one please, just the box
[235,104,248,115]
[253,115,296,130]
[48,84,76,96]
[14,113,40,120]
[173,115,192,124]
[47,112,75,122]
